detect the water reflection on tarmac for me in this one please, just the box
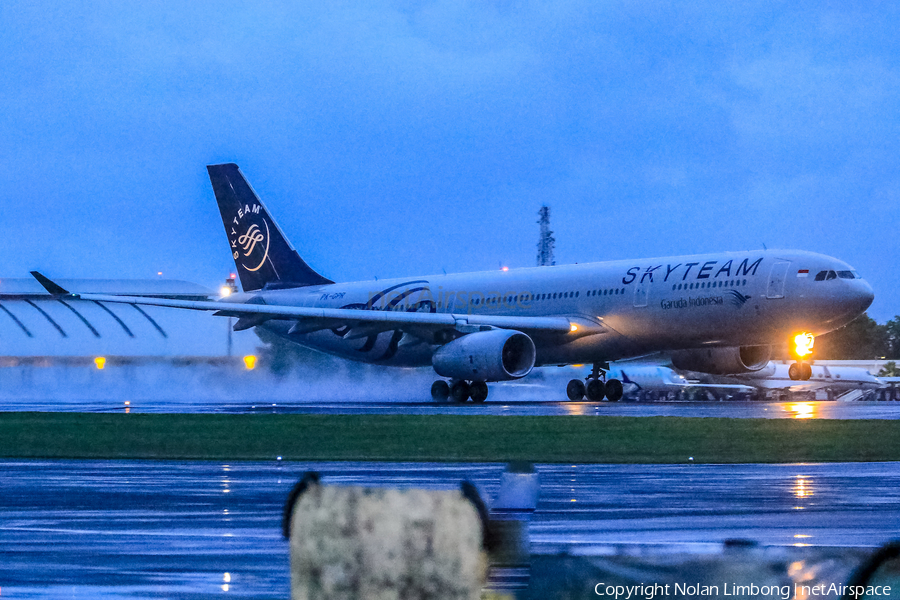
[4,397,900,419]
[2,461,900,598]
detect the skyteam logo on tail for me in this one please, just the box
[230,204,270,273]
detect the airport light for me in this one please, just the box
[94,356,106,370]
[570,324,579,332]
[793,332,815,358]
[243,355,257,370]
[222,275,238,297]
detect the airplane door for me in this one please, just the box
[633,280,649,307]
[766,261,790,299]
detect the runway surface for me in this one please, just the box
[4,396,900,419]
[2,460,900,598]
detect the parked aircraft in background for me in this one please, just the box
[32,164,875,402]
[608,360,884,402]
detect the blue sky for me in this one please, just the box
[2,1,898,322]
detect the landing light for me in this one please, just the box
[243,355,257,370]
[501,266,509,272]
[570,324,579,332]
[794,333,815,358]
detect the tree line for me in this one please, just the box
[810,313,900,361]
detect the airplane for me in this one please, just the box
[608,360,883,402]
[730,361,883,399]
[606,363,757,401]
[31,163,875,403]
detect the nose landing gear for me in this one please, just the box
[789,362,813,381]
[789,333,815,381]
[567,362,623,402]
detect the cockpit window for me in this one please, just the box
[837,271,855,279]
[815,270,839,281]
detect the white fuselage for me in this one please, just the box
[234,249,873,368]
[609,361,883,395]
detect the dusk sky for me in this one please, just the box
[3,2,899,322]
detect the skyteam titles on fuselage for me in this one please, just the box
[622,257,763,284]
[311,254,767,314]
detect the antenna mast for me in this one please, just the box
[536,205,556,266]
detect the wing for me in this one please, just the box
[31,272,594,338]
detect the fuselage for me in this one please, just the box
[230,249,873,368]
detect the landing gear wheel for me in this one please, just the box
[450,380,470,403]
[789,363,802,381]
[566,379,586,401]
[469,381,489,403]
[585,378,606,402]
[431,380,450,402]
[605,379,624,402]
[800,363,812,381]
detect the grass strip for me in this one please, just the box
[1,413,899,463]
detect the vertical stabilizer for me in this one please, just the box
[207,164,333,292]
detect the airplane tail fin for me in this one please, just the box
[207,164,333,292]
[619,371,641,390]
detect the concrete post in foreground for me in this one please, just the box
[488,463,540,592]
[285,473,488,600]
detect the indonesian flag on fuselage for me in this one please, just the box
[797,269,810,277]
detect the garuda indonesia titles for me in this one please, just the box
[33,164,875,402]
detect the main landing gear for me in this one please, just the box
[788,332,815,381]
[567,362,623,402]
[431,379,489,403]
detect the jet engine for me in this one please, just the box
[670,345,771,375]
[432,329,536,382]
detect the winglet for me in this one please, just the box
[30,271,71,296]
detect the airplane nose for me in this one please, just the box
[854,280,875,314]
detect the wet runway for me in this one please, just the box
[5,396,900,419]
[2,460,900,598]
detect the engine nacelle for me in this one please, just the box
[670,345,771,375]
[432,329,536,382]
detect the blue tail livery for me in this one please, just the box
[207,163,333,292]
